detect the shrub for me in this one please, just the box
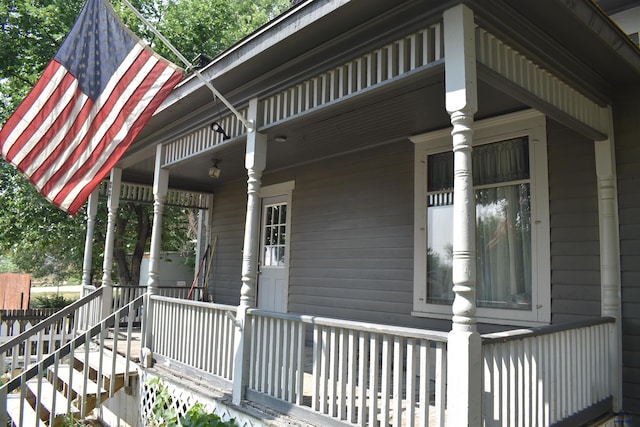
[31,294,71,308]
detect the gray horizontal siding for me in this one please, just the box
[286,141,441,329]
[547,119,600,324]
[614,88,640,416]
[208,118,606,332]
[207,181,246,305]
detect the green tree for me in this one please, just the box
[0,0,292,282]
[0,0,86,121]
[0,161,87,281]
[142,0,289,65]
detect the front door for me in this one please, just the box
[257,194,290,312]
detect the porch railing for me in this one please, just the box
[113,285,205,310]
[481,317,615,426]
[82,284,206,325]
[245,309,449,427]
[149,295,237,381]
[145,297,449,426]
[0,287,104,376]
[137,295,619,427]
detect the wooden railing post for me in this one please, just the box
[231,305,250,404]
[0,379,6,427]
[444,5,482,426]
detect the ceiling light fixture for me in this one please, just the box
[208,159,221,179]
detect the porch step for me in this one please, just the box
[73,349,137,393]
[26,378,80,422]
[74,349,137,378]
[49,365,107,400]
[7,352,135,426]
[6,394,47,427]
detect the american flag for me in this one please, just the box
[0,0,183,214]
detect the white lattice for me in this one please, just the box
[139,371,262,427]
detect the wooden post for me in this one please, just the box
[233,98,266,404]
[594,110,622,412]
[81,189,100,289]
[444,5,482,426]
[101,169,121,320]
[143,145,169,354]
[80,189,99,327]
[239,97,266,309]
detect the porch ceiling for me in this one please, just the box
[121,71,527,192]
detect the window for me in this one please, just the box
[412,110,550,325]
[262,201,287,267]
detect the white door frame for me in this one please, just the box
[257,180,295,312]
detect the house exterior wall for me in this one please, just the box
[547,119,602,323]
[207,114,608,334]
[138,253,194,287]
[614,87,640,416]
[283,141,437,329]
[208,180,247,305]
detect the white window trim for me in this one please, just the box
[260,180,295,198]
[411,110,551,326]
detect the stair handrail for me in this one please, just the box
[0,286,104,356]
[0,294,145,425]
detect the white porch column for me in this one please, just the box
[101,168,122,320]
[595,112,622,411]
[233,98,266,404]
[80,189,100,290]
[239,124,266,307]
[143,145,169,352]
[444,5,482,426]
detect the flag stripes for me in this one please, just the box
[37,47,154,193]
[55,63,183,214]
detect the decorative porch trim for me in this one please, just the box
[260,21,444,128]
[162,108,248,167]
[160,21,444,168]
[475,27,609,138]
[97,180,212,209]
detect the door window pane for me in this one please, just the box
[263,202,287,267]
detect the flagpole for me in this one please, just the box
[118,0,255,132]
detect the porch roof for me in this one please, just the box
[117,0,640,190]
